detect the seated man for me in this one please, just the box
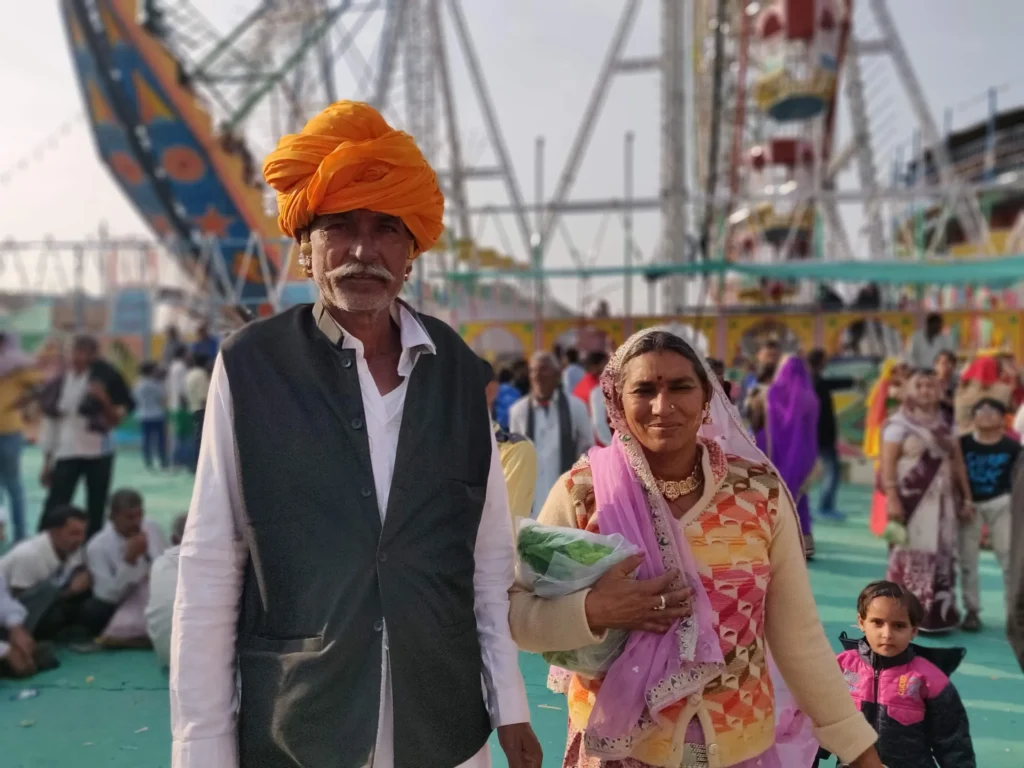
[145,513,186,666]
[85,489,167,646]
[0,505,91,640]
[0,574,36,677]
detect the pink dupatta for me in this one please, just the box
[585,438,723,743]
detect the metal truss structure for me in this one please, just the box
[687,0,1017,311]
[9,0,1019,331]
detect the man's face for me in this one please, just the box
[934,354,954,381]
[485,380,499,411]
[71,344,94,373]
[529,357,559,400]
[308,209,413,314]
[112,505,144,538]
[50,518,87,558]
[757,344,780,369]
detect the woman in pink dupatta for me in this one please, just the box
[510,329,881,768]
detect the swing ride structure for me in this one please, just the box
[11,0,1024,358]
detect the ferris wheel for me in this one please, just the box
[62,0,537,317]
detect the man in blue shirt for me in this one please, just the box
[190,323,219,366]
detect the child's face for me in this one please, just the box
[973,403,1004,431]
[858,597,917,657]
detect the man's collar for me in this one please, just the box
[312,298,436,361]
[43,531,61,561]
[532,389,560,407]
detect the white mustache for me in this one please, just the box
[328,263,394,282]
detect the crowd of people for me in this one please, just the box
[4,100,1024,768]
[0,323,219,679]
[0,491,186,676]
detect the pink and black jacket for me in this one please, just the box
[830,634,975,768]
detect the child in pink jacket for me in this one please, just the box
[828,581,975,768]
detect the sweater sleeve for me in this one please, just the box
[502,441,538,526]
[508,474,607,653]
[764,492,878,764]
[926,682,976,768]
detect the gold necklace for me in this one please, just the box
[654,464,702,500]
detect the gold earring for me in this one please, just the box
[299,240,313,275]
[702,405,712,425]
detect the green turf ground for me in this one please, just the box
[1,447,1021,767]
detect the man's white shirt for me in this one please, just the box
[508,390,594,517]
[170,303,530,767]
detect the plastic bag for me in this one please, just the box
[517,519,639,677]
[517,519,639,598]
[541,630,631,678]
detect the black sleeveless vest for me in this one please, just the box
[221,301,493,768]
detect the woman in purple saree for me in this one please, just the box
[879,370,973,632]
[753,356,820,558]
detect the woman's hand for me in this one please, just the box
[584,554,692,634]
[958,500,975,522]
[885,490,905,523]
[847,745,885,768]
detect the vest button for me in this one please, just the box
[361,487,372,498]
[341,358,353,368]
[378,551,388,563]
[373,619,383,632]
[351,417,364,429]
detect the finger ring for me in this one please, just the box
[654,594,666,612]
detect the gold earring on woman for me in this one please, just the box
[702,405,712,425]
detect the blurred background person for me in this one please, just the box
[482,360,537,527]
[880,370,972,633]
[958,398,1019,631]
[906,313,954,371]
[509,352,592,518]
[39,335,131,538]
[561,347,585,394]
[134,361,168,472]
[955,356,1012,435]
[146,513,187,667]
[0,331,39,543]
[572,350,610,447]
[808,349,856,522]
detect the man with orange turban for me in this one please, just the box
[170,102,541,768]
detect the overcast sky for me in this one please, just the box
[1,1,1021,311]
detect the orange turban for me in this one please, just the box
[262,101,444,256]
